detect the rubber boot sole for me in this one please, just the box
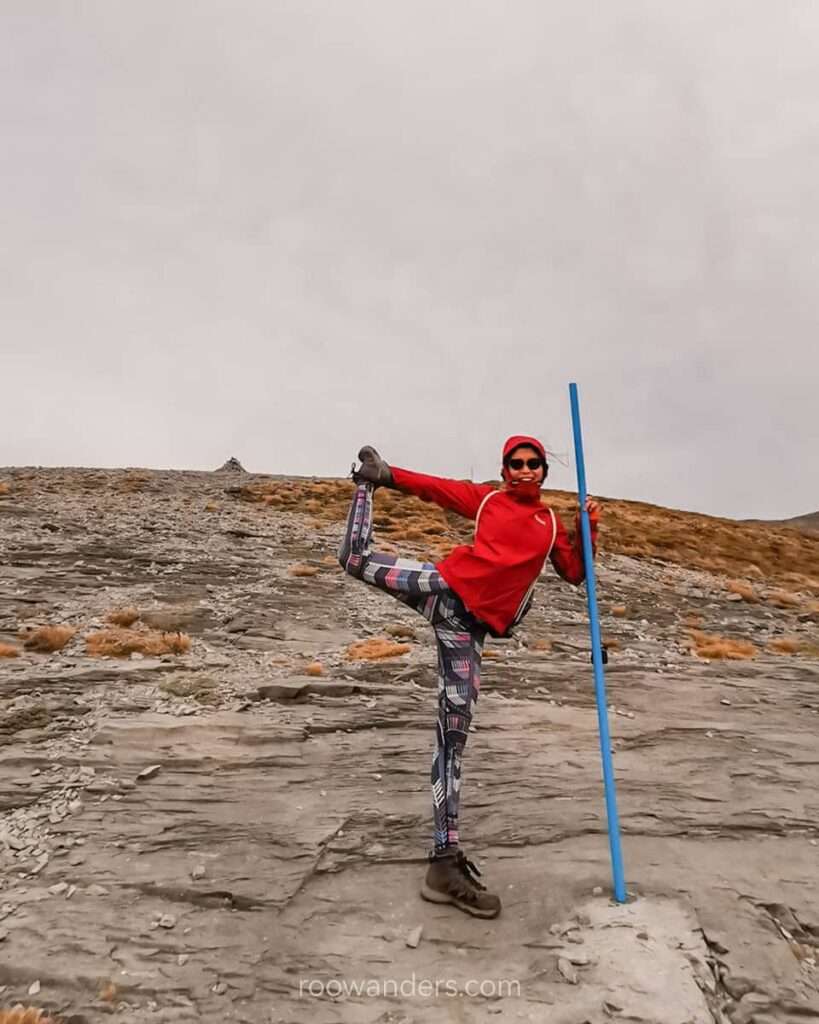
[420,882,501,919]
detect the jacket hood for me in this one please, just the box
[501,435,548,502]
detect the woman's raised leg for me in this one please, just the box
[338,482,449,609]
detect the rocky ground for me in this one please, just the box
[0,467,818,1024]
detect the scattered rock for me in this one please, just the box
[406,925,423,948]
[158,914,177,929]
[136,764,162,782]
[557,957,578,984]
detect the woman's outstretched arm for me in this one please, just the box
[390,467,495,521]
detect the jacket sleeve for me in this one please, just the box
[390,467,495,521]
[549,511,598,585]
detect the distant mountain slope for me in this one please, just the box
[743,510,819,534]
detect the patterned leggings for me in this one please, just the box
[338,483,486,852]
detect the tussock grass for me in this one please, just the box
[726,580,758,602]
[20,625,76,653]
[768,636,819,656]
[305,661,324,676]
[346,639,411,660]
[85,628,191,657]
[0,1009,58,1024]
[610,605,627,617]
[106,606,140,627]
[0,481,10,495]
[0,642,20,658]
[767,589,801,609]
[689,630,756,661]
[289,564,320,578]
[529,639,552,652]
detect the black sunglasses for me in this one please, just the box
[507,457,544,471]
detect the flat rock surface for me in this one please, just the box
[0,468,817,1023]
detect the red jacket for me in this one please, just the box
[390,466,596,637]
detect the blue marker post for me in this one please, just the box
[569,382,627,904]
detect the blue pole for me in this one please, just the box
[568,382,627,903]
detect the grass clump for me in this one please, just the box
[346,639,411,661]
[689,630,756,661]
[20,625,76,653]
[85,628,191,657]
[726,580,758,602]
[0,1008,59,1024]
[768,636,819,656]
[289,563,320,577]
[106,606,140,627]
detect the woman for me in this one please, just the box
[338,435,599,919]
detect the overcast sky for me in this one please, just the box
[2,2,817,519]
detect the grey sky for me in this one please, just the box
[2,2,817,520]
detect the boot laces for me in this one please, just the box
[453,850,487,891]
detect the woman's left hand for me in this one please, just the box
[580,497,600,526]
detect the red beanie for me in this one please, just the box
[502,435,547,463]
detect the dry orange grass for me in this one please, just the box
[689,630,756,661]
[684,613,705,628]
[726,580,758,602]
[120,471,151,493]
[85,628,191,657]
[205,501,219,512]
[305,661,324,676]
[0,642,20,658]
[106,606,140,627]
[0,481,10,495]
[289,563,320,578]
[766,589,801,609]
[20,625,76,653]
[346,639,411,661]
[768,636,819,656]
[0,1009,58,1024]
[529,639,552,652]
[225,477,819,591]
[610,605,627,617]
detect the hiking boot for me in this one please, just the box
[352,445,394,489]
[420,849,501,919]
